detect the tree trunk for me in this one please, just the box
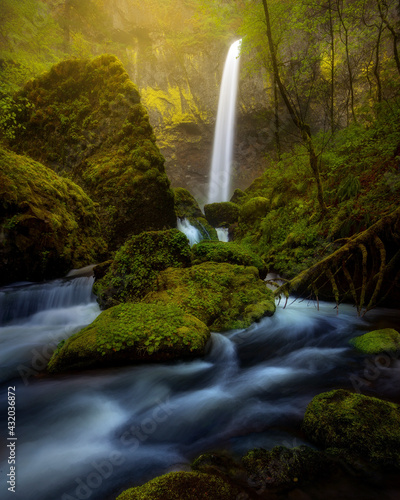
[261,0,327,213]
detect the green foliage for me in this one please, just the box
[336,174,361,202]
[93,229,192,308]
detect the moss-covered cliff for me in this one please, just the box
[0,147,106,284]
[10,54,176,248]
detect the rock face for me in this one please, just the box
[0,147,105,285]
[47,302,210,372]
[101,1,272,203]
[11,55,176,248]
[303,389,400,469]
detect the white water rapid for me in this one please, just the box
[176,218,202,246]
[208,39,241,204]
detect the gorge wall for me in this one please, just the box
[104,0,272,204]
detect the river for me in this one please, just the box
[0,276,399,499]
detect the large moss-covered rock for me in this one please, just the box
[204,201,239,228]
[303,389,400,469]
[143,262,276,331]
[191,240,267,278]
[116,471,240,500]
[242,445,334,489]
[173,187,203,219]
[10,55,176,248]
[350,328,400,354]
[0,147,105,284]
[47,302,210,373]
[93,229,191,309]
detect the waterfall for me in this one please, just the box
[208,39,241,204]
[216,227,229,242]
[177,218,203,246]
[0,276,95,325]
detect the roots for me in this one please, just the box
[274,207,400,315]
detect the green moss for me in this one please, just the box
[191,240,267,278]
[93,229,191,309]
[116,471,239,500]
[143,262,275,331]
[173,187,203,219]
[303,389,400,469]
[204,202,239,228]
[10,55,176,248]
[0,147,106,284]
[239,197,269,225]
[350,328,400,354]
[242,445,334,488]
[47,302,210,373]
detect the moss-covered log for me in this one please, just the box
[275,207,400,313]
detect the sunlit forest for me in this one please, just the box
[1,1,400,499]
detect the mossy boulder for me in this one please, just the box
[47,302,210,373]
[192,240,267,278]
[93,229,191,309]
[242,445,334,489]
[116,471,240,500]
[230,188,246,205]
[350,328,400,354]
[143,262,276,331]
[302,389,400,469]
[173,187,203,219]
[10,55,176,248]
[0,147,106,285]
[204,202,239,228]
[239,197,269,225]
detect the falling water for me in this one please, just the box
[176,218,202,246]
[208,39,241,204]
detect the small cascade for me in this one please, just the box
[0,276,95,325]
[177,218,203,246]
[216,227,229,242]
[208,39,241,204]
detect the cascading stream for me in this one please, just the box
[1,278,399,500]
[208,39,241,204]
